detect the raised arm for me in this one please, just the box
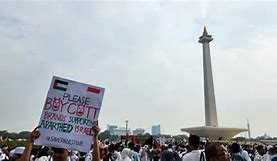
[92,126,100,161]
[20,126,40,161]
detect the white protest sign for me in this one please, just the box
[35,76,105,152]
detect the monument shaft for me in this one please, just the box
[199,27,218,127]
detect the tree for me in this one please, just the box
[232,137,246,141]
[8,133,18,140]
[256,133,273,140]
[18,131,31,139]
[99,130,111,140]
[109,135,121,142]
[172,135,188,143]
[0,130,9,139]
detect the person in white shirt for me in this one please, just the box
[182,135,205,161]
[34,146,49,161]
[241,150,251,161]
[120,148,131,161]
[140,145,149,161]
[254,145,266,161]
[70,151,79,161]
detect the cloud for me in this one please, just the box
[0,15,25,39]
[200,0,209,18]
[0,1,277,137]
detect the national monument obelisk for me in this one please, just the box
[200,27,218,127]
[181,27,247,139]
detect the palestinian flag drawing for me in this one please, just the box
[53,79,68,91]
[87,86,100,94]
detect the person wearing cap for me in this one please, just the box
[10,147,25,161]
[20,126,101,161]
[205,143,230,161]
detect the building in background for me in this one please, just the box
[133,128,145,135]
[151,125,161,136]
[107,125,118,135]
[113,127,131,136]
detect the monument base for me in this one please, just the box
[180,126,247,140]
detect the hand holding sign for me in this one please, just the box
[93,125,100,139]
[30,126,41,143]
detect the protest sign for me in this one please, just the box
[35,76,105,152]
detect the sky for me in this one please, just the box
[0,1,277,138]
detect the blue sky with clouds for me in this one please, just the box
[1,1,277,137]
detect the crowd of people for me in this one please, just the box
[0,127,277,161]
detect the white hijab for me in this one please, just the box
[120,148,131,161]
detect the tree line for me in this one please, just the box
[0,130,31,140]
